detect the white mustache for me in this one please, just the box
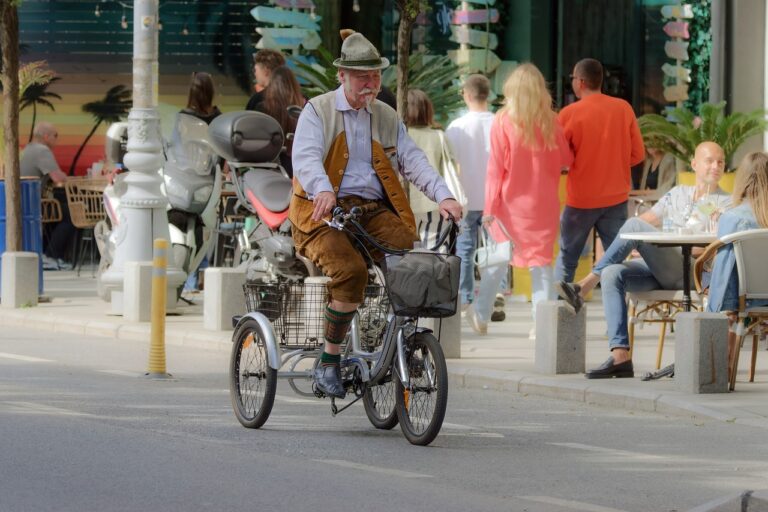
[358,88,375,96]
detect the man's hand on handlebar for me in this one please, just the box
[439,198,463,221]
[311,191,337,222]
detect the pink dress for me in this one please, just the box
[485,114,573,268]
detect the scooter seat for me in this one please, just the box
[243,169,292,213]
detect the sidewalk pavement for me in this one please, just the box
[4,270,768,430]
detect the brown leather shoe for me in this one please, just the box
[585,356,634,379]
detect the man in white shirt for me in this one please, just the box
[445,75,504,323]
[557,141,731,378]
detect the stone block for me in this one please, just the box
[1,252,39,308]
[123,262,153,322]
[203,267,246,331]
[675,312,729,394]
[534,300,586,374]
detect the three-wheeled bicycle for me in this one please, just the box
[228,205,459,446]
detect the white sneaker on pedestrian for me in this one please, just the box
[466,304,487,335]
[528,327,536,340]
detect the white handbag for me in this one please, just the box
[474,219,512,269]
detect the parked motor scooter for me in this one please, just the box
[207,110,318,282]
[96,113,223,301]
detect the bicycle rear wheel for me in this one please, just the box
[229,318,277,429]
[394,332,448,446]
[363,372,398,430]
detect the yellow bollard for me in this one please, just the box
[146,238,171,378]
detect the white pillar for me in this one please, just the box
[100,0,184,311]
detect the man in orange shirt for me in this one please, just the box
[555,58,645,283]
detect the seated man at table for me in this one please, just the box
[20,122,74,270]
[556,141,731,378]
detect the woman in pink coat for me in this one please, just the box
[483,63,573,334]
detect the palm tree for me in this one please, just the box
[69,84,132,175]
[21,75,62,142]
[639,102,768,169]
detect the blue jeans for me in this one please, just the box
[555,201,628,283]
[456,210,483,304]
[597,217,686,350]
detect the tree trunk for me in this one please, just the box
[29,102,36,143]
[1,2,22,252]
[69,121,101,176]
[395,0,418,117]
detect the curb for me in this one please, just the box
[1,307,764,429]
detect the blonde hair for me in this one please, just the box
[500,63,557,150]
[732,151,768,227]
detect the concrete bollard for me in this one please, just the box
[422,311,461,359]
[535,300,586,374]
[1,252,39,308]
[203,267,246,331]
[123,262,153,322]
[675,312,729,394]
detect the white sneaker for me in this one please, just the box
[528,327,536,340]
[42,255,59,270]
[466,304,487,335]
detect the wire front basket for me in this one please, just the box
[243,281,389,350]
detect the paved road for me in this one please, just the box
[1,326,766,512]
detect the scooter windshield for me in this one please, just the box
[169,113,217,176]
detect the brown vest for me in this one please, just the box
[289,91,416,235]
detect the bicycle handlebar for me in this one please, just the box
[325,205,458,255]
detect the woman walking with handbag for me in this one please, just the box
[404,89,465,249]
[482,63,573,337]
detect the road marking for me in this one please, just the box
[314,459,433,479]
[2,401,89,417]
[549,442,665,461]
[274,394,321,405]
[0,352,54,363]
[98,369,142,377]
[441,432,504,438]
[519,496,630,512]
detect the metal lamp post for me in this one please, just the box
[101,0,185,312]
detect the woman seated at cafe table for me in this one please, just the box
[699,151,768,376]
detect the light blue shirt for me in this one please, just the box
[292,87,453,204]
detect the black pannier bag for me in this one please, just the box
[384,250,460,318]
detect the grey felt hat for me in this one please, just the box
[333,33,389,70]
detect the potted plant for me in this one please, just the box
[638,101,767,190]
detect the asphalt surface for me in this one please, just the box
[2,326,767,512]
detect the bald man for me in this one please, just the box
[556,141,731,378]
[20,122,74,269]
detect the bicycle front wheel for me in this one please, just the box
[394,332,448,446]
[229,318,277,429]
[363,372,398,430]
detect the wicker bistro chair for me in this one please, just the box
[64,178,108,276]
[627,289,701,369]
[41,197,63,249]
[695,228,768,390]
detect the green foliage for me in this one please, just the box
[639,101,767,170]
[684,0,711,112]
[291,47,465,126]
[382,52,465,125]
[288,46,338,99]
